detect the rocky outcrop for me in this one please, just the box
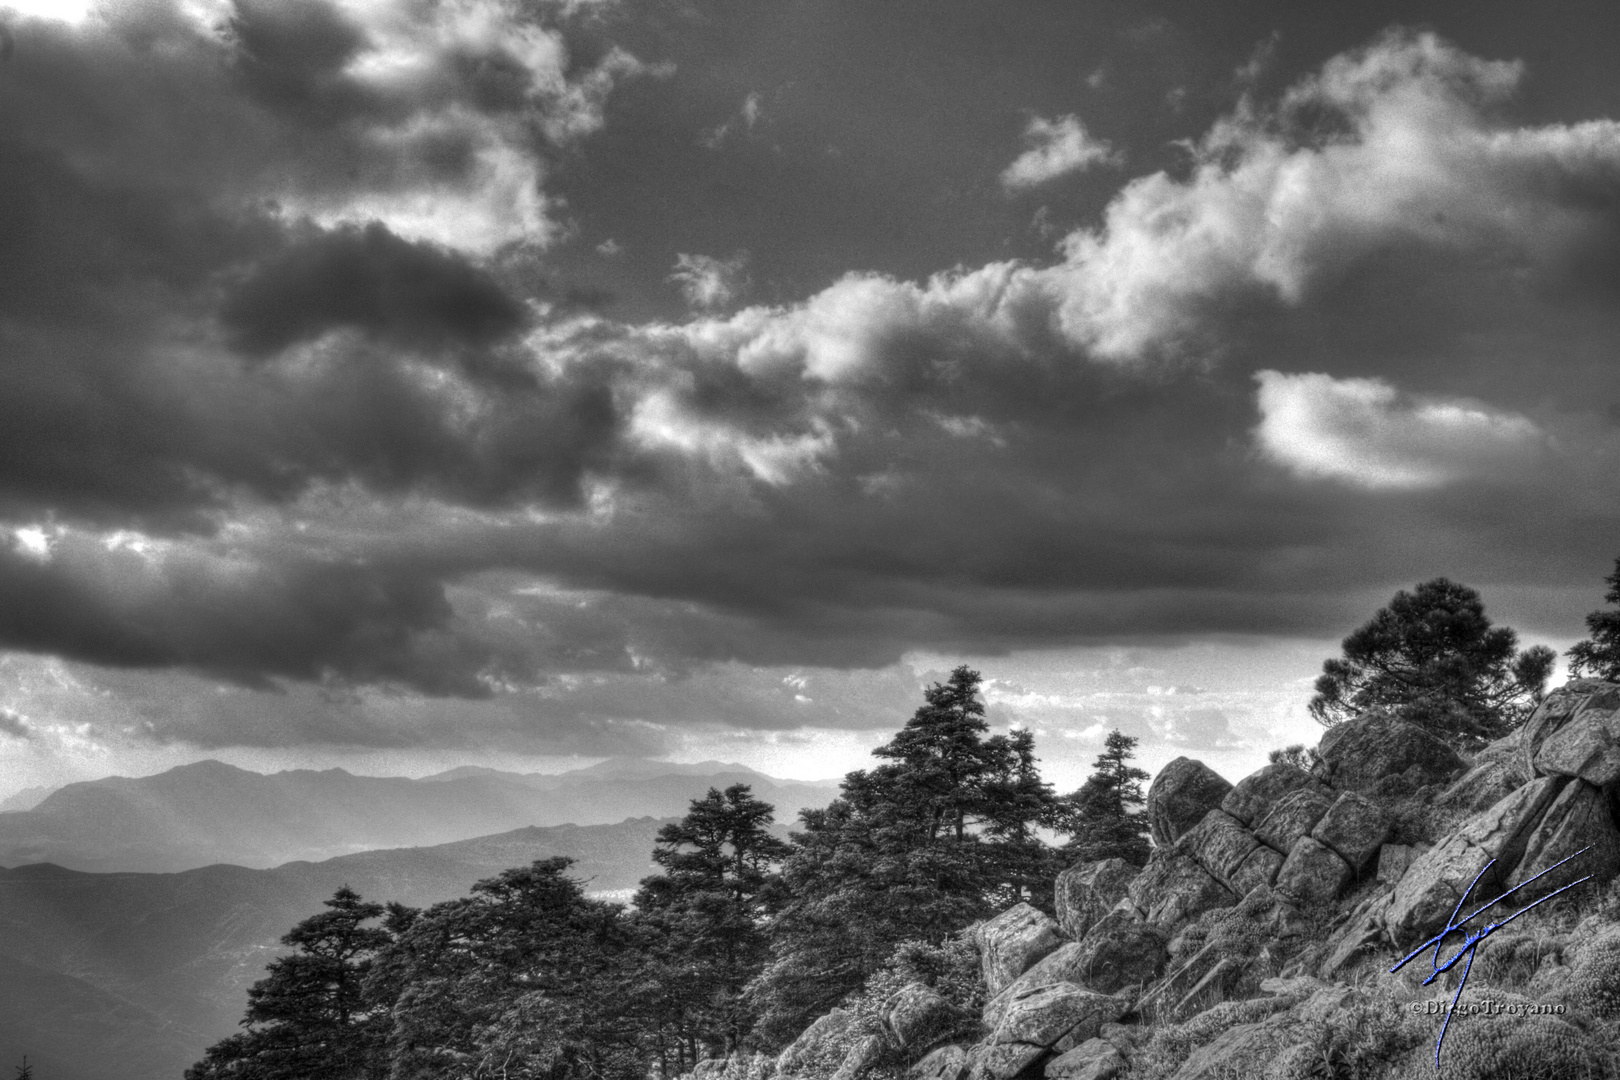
[1065,911,1169,994]
[1220,764,1324,828]
[1043,1038,1122,1080]
[1509,778,1620,899]
[1146,759,1233,847]
[1313,709,1466,793]
[1309,791,1390,872]
[1531,684,1620,784]
[1273,837,1352,906]
[1251,787,1335,854]
[907,1045,970,1080]
[776,1008,853,1077]
[969,984,1127,1080]
[1054,859,1135,941]
[1126,847,1237,929]
[885,983,968,1051]
[1375,842,1421,886]
[1387,774,1568,946]
[977,903,1062,996]
[1519,679,1620,777]
[1177,810,1260,893]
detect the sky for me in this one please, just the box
[2,0,1620,797]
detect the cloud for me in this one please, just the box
[670,252,750,310]
[1000,115,1120,191]
[0,707,33,740]
[1253,371,1545,489]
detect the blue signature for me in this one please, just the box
[1390,847,1591,1070]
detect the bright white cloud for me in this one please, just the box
[670,252,750,310]
[1253,370,1543,489]
[1000,114,1120,191]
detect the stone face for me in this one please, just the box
[1433,756,1534,826]
[830,1035,885,1080]
[1066,911,1169,993]
[908,1045,970,1080]
[1220,764,1323,828]
[1227,844,1284,894]
[978,903,1063,996]
[776,1008,852,1077]
[1054,859,1137,941]
[1520,680,1620,778]
[1252,787,1336,854]
[1147,758,1234,847]
[1043,1038,1123,1080]
[1534,690,1620,785]
[1310,791,1391,872]
[991,983,1129,1052]
[1377,843,1419,886]
[1510,779,1620,900]
[1387,775,1569,946]
[1315,710,1466,793]
[1126,847,1238,930]
[886,983,965,1050]
[1273,837,1353,906]
[1178,810,1261,892]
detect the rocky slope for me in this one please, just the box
[704,680,1620,1080]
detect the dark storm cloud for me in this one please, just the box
[4,10,1620,752]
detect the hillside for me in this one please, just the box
[0,815,681,1080]
[0,757,838,872]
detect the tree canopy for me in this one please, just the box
[1308,577,1555,749]
[1567,557,1620,681]
[1060,729,1151,867]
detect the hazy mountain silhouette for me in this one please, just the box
[0,758,837,872]
[0,816,699,1080]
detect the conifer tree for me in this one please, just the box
[14,1057,31,1080]
[1060,730,1151,867]
[631,784,791,1070]
[1567,557,1620,681]
[186,886,394,1080]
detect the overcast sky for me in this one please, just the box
[2,0,1619,796]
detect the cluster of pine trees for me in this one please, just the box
[184,667,1154,1080]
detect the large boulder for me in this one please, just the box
[1509,778,1620,899]
[1178,810,1261,893]
[1309,791,1391,872]
[1387,774,1569,946]
[1314,710,1466,793]
[885,983,968,1050]
[1227,844,1284,894]
[1273,837,1353,905]
[1519,679,1620,778]
[1432,754,1535,827]
[908,1045,970,1080]
[1126,846,1238,930]
[1376,843,1422,886]
[830,1036,885,1080]
[1147,759,1233,847]
[1043,1038,1123,1080]
[1220,764,1324,828]
[776,1008,853,1077]
[971,984,1128,1080]
[1532,683,1620,785]
[1054,859,1136,941]
[1252,787,1335,854]
[1065,911,1169,994]
[977,903,1063,995]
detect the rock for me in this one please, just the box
[1318,894,1393,978]
[1067,911,1169,993]
[1137,939,1244,1022]
[1387,774,1569,946]
[972,984,1129,1080]
[1377,843,1420,886]
[1054,859,1137,941]
[908,1045,970,1080]
[1293,985,1367,1025]
[1178,810,1261,892]
[830,1035,885,1080]
[776,1008,852,1076]
[1433,755,1533,826]
[1127,847,1238,930]
[1520,679,1620,778]
[1169,1017,1293,1080]
[1220,763,1324,828]
[1273,837,1352,905]
[1252,787,1335,854]
[1227,845,1284,893]
[978,903,1063,996]
[1533,686,1620,785]
[1043,1038,1123,1080]
[1258,974,1327,997]
[1510,779,1620,900]
[1147,758,1234,847]
[1310,791,1391,872]
[1315,710,1467,793]
[885,983,966,1050]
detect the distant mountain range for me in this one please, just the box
[0,757,839,872]
[0,815,713,1080]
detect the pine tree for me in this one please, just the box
[631,784,791,1070]
[746,666,1062,1048]
[14,1057,32,1080]
[1060,730,1151,867]
[186,886,394,1080]
[1567,557,1620,681]
[1309,577,1555,749]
